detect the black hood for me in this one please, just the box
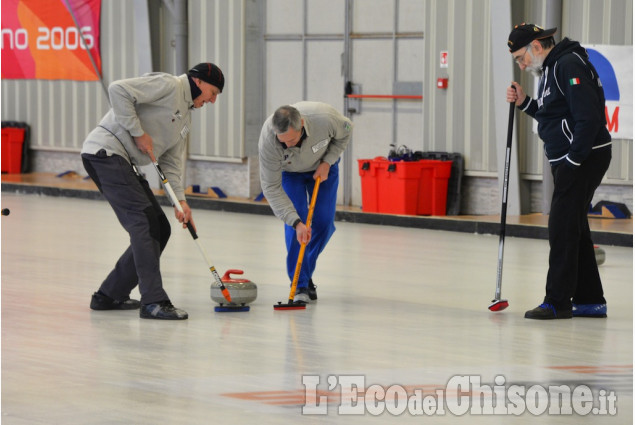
[543,37,588,68]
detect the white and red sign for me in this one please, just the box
[440,51,448,69]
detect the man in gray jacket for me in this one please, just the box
[81,62,224,320]
[259,102,353,302]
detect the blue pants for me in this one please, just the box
[282,162,338,288]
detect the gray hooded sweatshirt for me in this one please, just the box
[82,72,193,200]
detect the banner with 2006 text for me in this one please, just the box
[1,0,101,81]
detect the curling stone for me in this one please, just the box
[211,269,257,312]
[594,245,606,266]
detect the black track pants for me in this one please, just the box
[544,147,611,309]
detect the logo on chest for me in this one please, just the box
[312,138,330,154]
[538,86,551,108]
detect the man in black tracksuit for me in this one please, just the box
[506,24,612,320]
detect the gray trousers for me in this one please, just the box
[82,150,171,304]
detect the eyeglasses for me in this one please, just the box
[513,47,529,64]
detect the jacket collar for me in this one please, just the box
[177,74,195,108]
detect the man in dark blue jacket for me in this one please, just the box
[506,23,612,320]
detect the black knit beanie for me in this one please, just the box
[187,63,225,92]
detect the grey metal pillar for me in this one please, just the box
[341,0,353,206]
[491,0,521,216]
[133,0,153,74]
[157,0,188,188]
[173,0,188,74]
[542,1,562,214]
[244,0,266,158]
[162,0,188,74]
[134,0,158,188]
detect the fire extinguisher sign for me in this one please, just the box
[440,51,448,68]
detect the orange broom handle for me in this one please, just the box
[287,177,321,302]
[305,177,321,228]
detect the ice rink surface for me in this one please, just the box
[1,193,632,424]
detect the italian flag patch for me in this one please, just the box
[569,78,580,85]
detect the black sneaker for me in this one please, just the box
[140,300,188,320]
[293,288,310,303]
[524,303,572,320]
[308,279,317,301]
[90,291,141,311]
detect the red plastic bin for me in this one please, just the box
[358,159,380,212]
[1,127,26,174]
[358,158,452,216]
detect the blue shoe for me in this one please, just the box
[140,300,188,320]
[572,303,607,318]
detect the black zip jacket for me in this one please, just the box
[518,38,612,167]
